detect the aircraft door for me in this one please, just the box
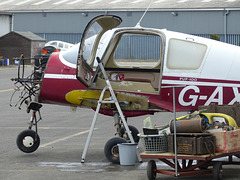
[77,15,122,87]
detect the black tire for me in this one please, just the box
[104,137,127,164]
[16,129,40,153]
[120,125,139,143]
[147,160,157,180]
[213,162,223,180]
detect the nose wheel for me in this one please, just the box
[16,129,40,153]
[16,102,42,153]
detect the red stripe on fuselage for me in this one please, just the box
[39,52,86,105]
[162,75,240,85]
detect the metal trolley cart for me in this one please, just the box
[140,145,240,179]
[140,86,240,179]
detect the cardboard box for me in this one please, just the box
[210,128,240,153]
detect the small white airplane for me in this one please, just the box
[42,40,74,54]
[11,15,240,163]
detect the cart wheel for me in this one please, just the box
[104,137,127,163]
[16,129,40,153]
[147,160,157,180]
[120,125,139,143]
[213,162,223,180]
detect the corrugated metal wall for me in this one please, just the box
[196,34,240,46]
[34,32,240,47]
[12,10,240,46]
[227,34,240,46]
[35,33,82,44]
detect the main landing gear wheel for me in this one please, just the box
[16,129,40,153]
[104,137,127,164]
[147,160,157,180]
[120,125,139,143]
[213,162,223,180]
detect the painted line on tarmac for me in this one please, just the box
[0,169,42,172]
[0,88,15,93]
[0,127,88,129]
[39,128,98,148]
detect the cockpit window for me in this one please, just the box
[58,43,64,48]
[61,43,80,65]
[82,22,102,64]
[50,41,57,46]
[114,33,161,68]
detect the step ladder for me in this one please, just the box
[81,57,142,163]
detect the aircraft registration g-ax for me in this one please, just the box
[12,15,240,163]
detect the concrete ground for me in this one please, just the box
[0,66,240,180]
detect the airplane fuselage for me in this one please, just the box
[38,16,240,115]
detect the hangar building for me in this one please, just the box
[0,12,13,37]
[1,0,240,45]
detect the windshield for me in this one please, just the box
[61,43,80,65]
[82,22,102,64]
[93,30,114,67]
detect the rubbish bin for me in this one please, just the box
[14,59,20,65]
[0,59,4,66]
[4,59,9,66]
[118,143,137,166]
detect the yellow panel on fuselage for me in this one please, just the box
[65,90,149,110]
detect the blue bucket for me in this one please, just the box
[4,59,9,66]
[15,60,20,65]
[0,59,4,66]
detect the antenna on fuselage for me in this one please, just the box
[136,0,154,27]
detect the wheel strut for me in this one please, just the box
[113,113,121,137]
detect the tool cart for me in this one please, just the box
[140,143,240,180]
[139,87,240,180]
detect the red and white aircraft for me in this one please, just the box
[12,15,240,163]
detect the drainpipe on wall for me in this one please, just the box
[224,9,229,43]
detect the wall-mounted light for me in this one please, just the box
[171,12,178,16]
[82,12,88,17]
[42,11,47,17]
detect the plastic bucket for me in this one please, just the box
[4,59,9,66]
[0,59,4,66]
[118,143,137,166]
[15,60,20,65]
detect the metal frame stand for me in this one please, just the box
[81,57,142,163]
[172,87,179,177]
[162,86,185,177]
